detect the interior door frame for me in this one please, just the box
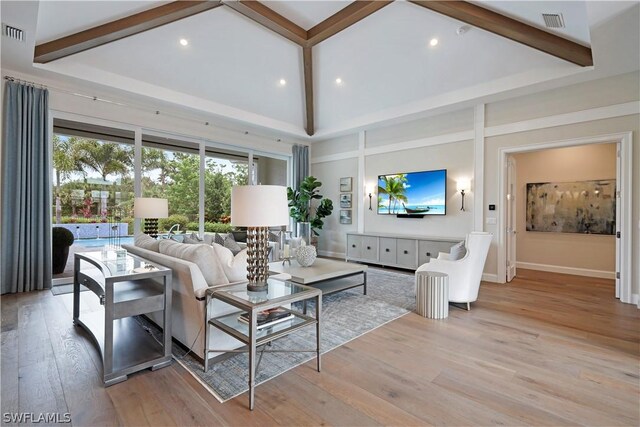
[505,155,517,282]
[497,132,633,304]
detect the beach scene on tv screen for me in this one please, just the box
[378,170,446,215]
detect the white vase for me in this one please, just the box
[295,245,317,267]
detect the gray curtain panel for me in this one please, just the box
[1,81,51,294]
[292,144,309,190]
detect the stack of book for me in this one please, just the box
[238,307,295,330]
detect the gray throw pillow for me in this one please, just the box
[214,233,226,246]
[223,236,243,255]
[183,235,202,244]
[449,241,466,261]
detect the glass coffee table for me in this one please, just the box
[204,279,322,410]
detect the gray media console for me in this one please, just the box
[346,232,462,270]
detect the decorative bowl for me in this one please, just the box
[295,245,317,267]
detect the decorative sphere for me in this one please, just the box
[295,245,317,267]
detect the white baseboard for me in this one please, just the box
[516,262,615,279]
[318,250,346,260]
[482,273,499,283]
[632,294,640,308]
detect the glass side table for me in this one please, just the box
[205,279,322,410]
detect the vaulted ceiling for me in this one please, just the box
[2,1,639,140]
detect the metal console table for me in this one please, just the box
[205,279,322,410]
[73,250,172,386]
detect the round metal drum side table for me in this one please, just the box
[416,271,449,319]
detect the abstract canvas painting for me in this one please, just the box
[525,179,616,235]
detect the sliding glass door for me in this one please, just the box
[51,120,134,282]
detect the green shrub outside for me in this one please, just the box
[205,222,233,233]
[186,222,199,232]
[158,215,189,231]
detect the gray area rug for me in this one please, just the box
[144,268,416,402]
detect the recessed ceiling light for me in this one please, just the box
[335,78,343,85]
[179,38,189,46]
[429,38,438,47]
[279,79,287,86]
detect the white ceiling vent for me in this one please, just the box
[542,13,565,29]
[2,24,25,42]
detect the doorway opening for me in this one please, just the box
[498,133,633,304]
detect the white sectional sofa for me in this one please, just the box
[123,234,251,362]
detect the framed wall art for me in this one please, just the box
[340,193,352,208]
[339,210,352,224]
[340,177,352,192]
[525,179,616,235]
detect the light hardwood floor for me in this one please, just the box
[1,269,638,426]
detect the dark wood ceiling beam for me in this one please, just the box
[307,1,393,46]
[222,0,307,46]
[34,1,223,63]
[408,1,592,66]
[303,47,314,136]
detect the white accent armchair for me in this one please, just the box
[416,232,492,310]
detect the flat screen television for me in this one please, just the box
[377,169,447,215]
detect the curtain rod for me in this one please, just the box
[3,74,299,146]
[4,75,47,89]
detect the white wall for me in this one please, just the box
[312,71,640,303]
[364,140,473,238]
[311,158,359,257]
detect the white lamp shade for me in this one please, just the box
[366,183,376,195]
[134,197,169,218]
[457,179,471,192]
[231,185,289,227]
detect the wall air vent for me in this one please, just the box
[542,13,565,28]
[2,24,25,41]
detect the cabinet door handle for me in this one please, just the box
[403,250,408,254]
[385,248,390,252]
[367,246,371,250]
[352,244,356,248]
[426,252,431,257]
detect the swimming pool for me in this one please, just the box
[73,237,134,248]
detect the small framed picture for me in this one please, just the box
[340,193,352,208]
[340,177,352,192]
[340,210,352,224]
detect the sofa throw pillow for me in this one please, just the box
[134,232,160,252]
[183,234,202,244]
[223,236,243,256]
[212,243,248,282]
[231,230,247,243]
[214,233,226,246]
[158,239,229,288]
[449,241,466,261]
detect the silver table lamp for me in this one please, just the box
[231,185,289,291]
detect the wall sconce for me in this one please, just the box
[366,183,375,210]
[457,178,470,211]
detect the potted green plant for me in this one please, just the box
[52,227,75,274]
[287,176,333,245]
